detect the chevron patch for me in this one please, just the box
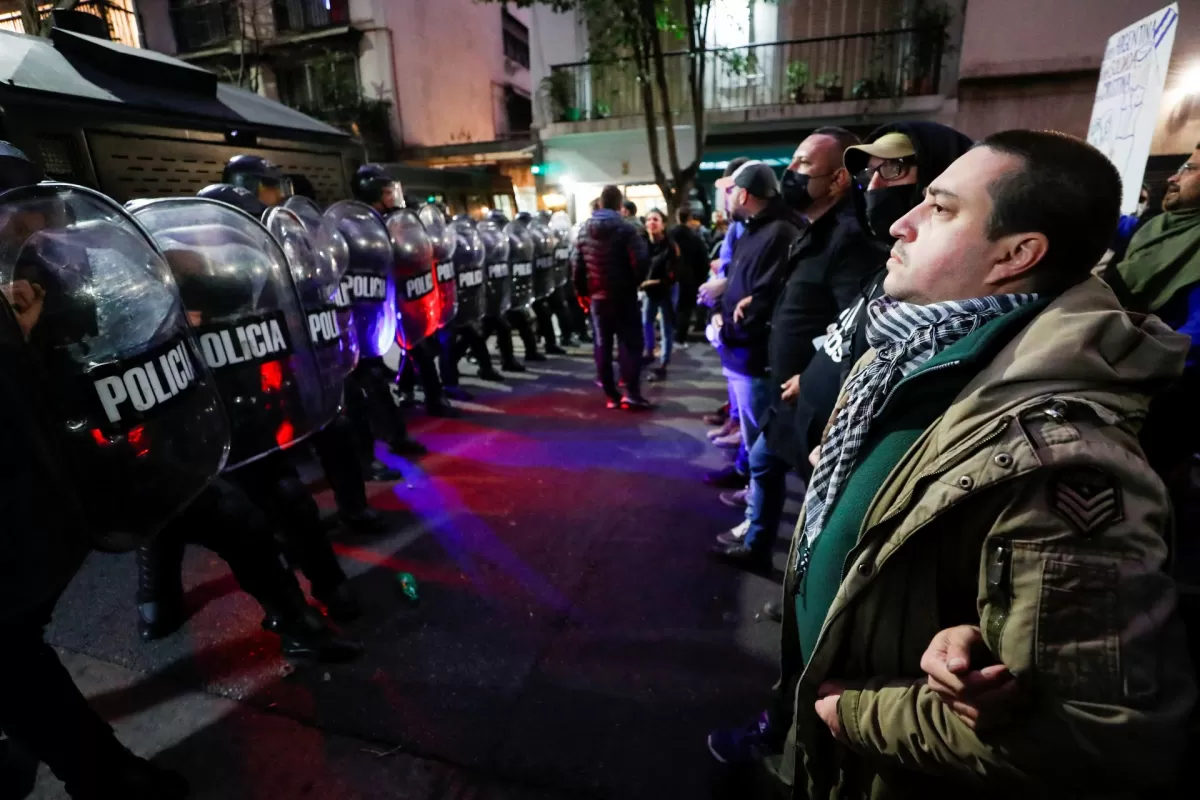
[1049,468,1124,536]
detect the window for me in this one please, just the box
[274,0,349,35]
[276,54,360,111]
[505,86,532,135]
[169,0,232,52]
[502,9,529,69]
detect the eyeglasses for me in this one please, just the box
[1173,163,1199,177]
[855,157,916,187]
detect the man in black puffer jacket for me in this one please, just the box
[572,185,651,409]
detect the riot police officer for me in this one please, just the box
[223,154,293,208]
[492,210,545,365]
[442,215,502,387]
[521,211,568,355]
[349,166,457,422]
[129,192,368,642]
[0,142,198,799]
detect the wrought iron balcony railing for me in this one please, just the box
[170,0,232,52]
[273,0,349,35]
[544,26,946,124]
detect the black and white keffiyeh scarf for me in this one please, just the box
[799,292,1039,552]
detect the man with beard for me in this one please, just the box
[710,123,976,571]
[710,129,1194,798]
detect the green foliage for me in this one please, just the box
[721,51,759,77]
[541,69,577,120]
[814,72,841,90]
[785,60,809,94]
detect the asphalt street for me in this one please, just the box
[33,340,805,800]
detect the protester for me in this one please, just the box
[708,127,878,570]
[1107,146,1200,475]
[669,207,711,347]
[572,185,652,410]
[703,161,805,490]
[640,209,679,381]
[708,130,1195,798]
[712,122,976,570]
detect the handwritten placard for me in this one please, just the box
[1087,4,1179,213]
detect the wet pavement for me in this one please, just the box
[34,341,803,799]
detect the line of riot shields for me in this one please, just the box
[0,176,554,556]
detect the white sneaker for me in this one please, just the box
[716,519,750,546]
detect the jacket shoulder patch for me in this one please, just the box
[1049,468,1124,536]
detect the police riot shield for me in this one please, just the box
[477,218,511,319]
[418,203,458,328]
[264,206,358,426]
[386,209,439,350]
[505,221,535,311]
[527,217,557,300]
[129,197,326,470]
[0,184,229,551]
[549,211,573,288]
[451,218,486,330]
[324,200,396,358]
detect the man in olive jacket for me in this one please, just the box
[710,131,1196,797]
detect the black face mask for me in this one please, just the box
[864,184,921,239]
[780,169,814,211]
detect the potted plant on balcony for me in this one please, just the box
[592,101,612,120]
[542,71,580,122]
[901,2,954,96]
[815,73,843,102]
[785,60,810,104]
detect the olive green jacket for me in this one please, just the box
[775,277,1196,798]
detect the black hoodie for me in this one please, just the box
[770,121,976,471]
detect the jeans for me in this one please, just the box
[641,293,676,367]
[725,370,771,475]
[592,297,644,399]
[742,432,795,552]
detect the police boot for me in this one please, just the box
[135,541,186,642]
[476,366,505,382]
[388,437,428,458]
[312,581,363,623]
[340,507,389,534]
[365,459,402,481]
[65,754,189,800]
[263,604,364,663]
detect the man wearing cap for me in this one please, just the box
[710,124,976,571]
[705,161,807,488]
[709,127,878,570]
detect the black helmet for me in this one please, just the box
[486,209,509,226]
[0,141,44,191]
[197,183,267,219]
[515,211,533,224]
[222,154,292,205]
[353,164,401,209]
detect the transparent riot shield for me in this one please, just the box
[549,211,573,288]
[478,218,511,319]
[324,200,398,358]
[528,217,557,300]
[264,206,358,427]
[129,197,326,470]
[386,208,439,350]
[418,203,458,329]
[451,219,486,330]
[505,221,535,311]
[0,184,229,551]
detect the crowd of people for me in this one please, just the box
[567,124,1200,796]
[3,116,1200,799]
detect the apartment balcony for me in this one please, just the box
[273,0,350,37]
[541,26,948,137]
[170,0,233,53]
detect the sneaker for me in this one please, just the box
[719,488,749,509]
[647,366,667,383]
[716,519,750,546]
[703,403,731,426]
[713,431,742,450]
[676,340,690,350]
[707,710,783,766]
[621,395,653,411]
[709,542,772,573]
[707,418,739,440]
[704,465,748,489]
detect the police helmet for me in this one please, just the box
[0,141,44,191]
[197,183,267,219]
[486,209,509,226]
[353,164,402,209]
[222,154,292,206]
